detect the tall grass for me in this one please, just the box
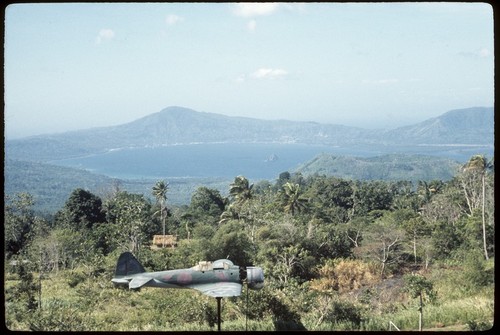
[354,295,494,331]
[6,258,494,332]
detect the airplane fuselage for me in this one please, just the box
[125,267,241,289]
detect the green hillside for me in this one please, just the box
[4,160,117,213]
[295,154,461,181]
[4,159,231,213]
[5,153,462,214]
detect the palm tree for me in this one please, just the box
[417,180,443,204]
[463,155,493,260]
[282,182,308,216]
[152,180,169,247]
[219,206,241,225]
[229,175,253,206]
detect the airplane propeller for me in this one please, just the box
[238,265,265,331]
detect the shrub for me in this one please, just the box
[311,294,364,329]
[466,320,492,331]
[67,270,87,288]
[310,258,378,293]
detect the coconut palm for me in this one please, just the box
[282,182,308,216]
[463,155,493,260]
[219,206,242,225]
[152,180,169,247]
[417,180,444,204]
[229,175,253,206]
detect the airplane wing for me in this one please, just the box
[188,282,242,298]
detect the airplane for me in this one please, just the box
[112,251,264,296]
[111,252,264,330]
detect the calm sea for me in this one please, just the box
[50,142,491,180]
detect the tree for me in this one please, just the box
[304,176,353,223]
[223,176,256,241]
[420,183,463,226]
[417,180,444,206]
[359,213,406,278]
[430,220,464,259]
[281,182,308,216]
[461,155,493,260]
[305,222,355,262]
[152,180,169,247]
[354,181,393,216]
[401,215,432,266]
[105,192,154,255]
[31,227,85,271]
[273,245,309,286]
[209,221,252,266]
[189,186,226,219]
[218,206,241,225]
[229,175,253,206]
[391,180,419,211]
[54,188,105,230]
[343,216,369,248]
[403,274,436,331]
[5,263,39,319]
[5,193,36,257]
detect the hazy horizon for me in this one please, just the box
[4,104,495,140]
[4,3,494,139]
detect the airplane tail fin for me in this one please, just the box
[114,252,146,277]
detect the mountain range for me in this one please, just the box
[5,106,494,162]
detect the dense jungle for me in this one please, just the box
[4,154,494,331]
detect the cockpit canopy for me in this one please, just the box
[191,259,234,272]
[213,259,234,270]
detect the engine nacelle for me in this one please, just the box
[246,266,264,290]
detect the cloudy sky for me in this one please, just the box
[4,2,494,138]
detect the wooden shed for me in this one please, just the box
[152,235,177,249]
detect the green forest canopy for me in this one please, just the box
[4,155,495,331]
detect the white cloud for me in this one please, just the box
[235,68,289,82]
[247,19,257,32]
[166,14,184,26]
[478,47,491,58]
[95,29,115,44]
[232,3,281,17]
[459,47,492,59]
[362,78,399,85]
[250,68,288,79]
[235,74,246,83]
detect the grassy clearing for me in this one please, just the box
[6,257,495,332]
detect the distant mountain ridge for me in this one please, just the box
[382,107,494,144]
[5,106,494,162]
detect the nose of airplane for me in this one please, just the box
[246,266,264,290]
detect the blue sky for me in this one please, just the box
[4,2,494,138]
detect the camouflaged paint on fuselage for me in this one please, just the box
[136,266,242,289]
